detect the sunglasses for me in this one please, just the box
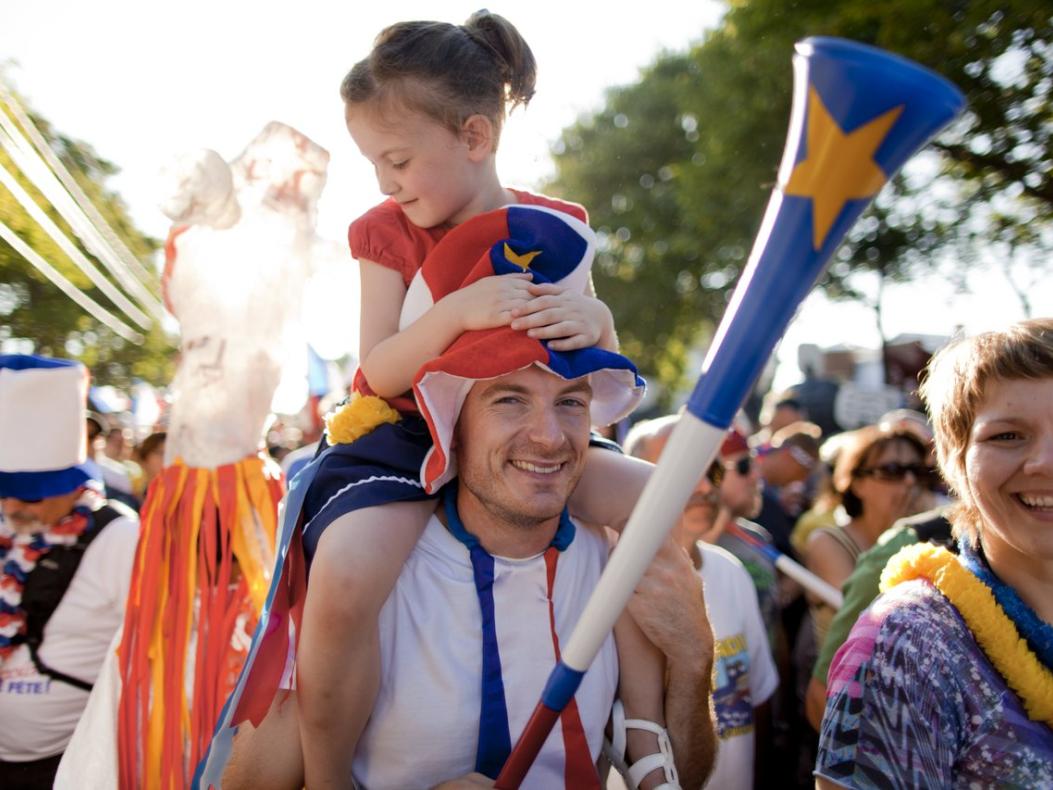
[854,462,937,484]
[727,455,753,477]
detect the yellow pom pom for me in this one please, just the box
[324,394,400,445]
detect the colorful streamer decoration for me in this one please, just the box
[116,455,282,790]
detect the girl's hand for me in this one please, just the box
[509,282,616,351]
[448,273,535,332]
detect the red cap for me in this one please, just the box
[720,428,749,459]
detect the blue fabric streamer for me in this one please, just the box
[440,484,576,778]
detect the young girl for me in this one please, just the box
[300,12,676,788]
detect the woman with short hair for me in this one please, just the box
[815,318,1053,788]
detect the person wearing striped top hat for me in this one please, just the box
[0,355,139,789]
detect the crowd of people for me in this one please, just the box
[614,388,953,786]
[81,417,166,513]
[4,315,1052,788]
[1,8,1050,790]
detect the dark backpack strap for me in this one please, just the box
[21,504,124,692]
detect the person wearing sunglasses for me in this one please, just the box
[717,431,763,525]
[789,424,933,779]
[803,425,931,652]
[708,430,780,650]
[816,320,1053,789]
[626,415,778,790]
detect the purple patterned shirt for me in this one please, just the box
[815,579,1053,788]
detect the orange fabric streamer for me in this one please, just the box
[116,454,282,790]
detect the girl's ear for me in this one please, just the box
[461,115,496,160]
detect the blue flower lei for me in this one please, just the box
[959,536,1053,671]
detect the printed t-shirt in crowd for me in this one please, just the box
[0,512,138,761]
[352,513,617,789]
[816,579,1053,788]
[696,542,779,790]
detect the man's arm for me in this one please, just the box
[625,536,717,788]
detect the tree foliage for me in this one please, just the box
[546,0,1052,397]
[0,82,173,388]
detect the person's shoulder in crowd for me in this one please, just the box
[698,540,750,579]
[716,517,778,582]
[730,517,774,546]
[810,520,921,685]
[877,505,954,549]
[850,507,955,600]
[849,578,967,662]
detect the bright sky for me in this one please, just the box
[4,1,1049,394]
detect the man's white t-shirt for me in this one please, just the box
[352,513,618,790]
[696,542,778,790]
[0,511,139,761]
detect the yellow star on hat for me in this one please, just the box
[503,243,541,270]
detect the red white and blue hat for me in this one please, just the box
[411,205,646,494]
[0,354,93,500]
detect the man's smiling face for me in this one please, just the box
[453,365,593,542]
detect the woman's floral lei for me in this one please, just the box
[881,541,1053,726]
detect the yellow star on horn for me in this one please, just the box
[503,243,542,270]
[783,86,904,250]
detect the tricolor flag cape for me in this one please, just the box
[195,204,644,787]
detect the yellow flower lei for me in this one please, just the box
[324,393,400,445]
[881,543,1053,726]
